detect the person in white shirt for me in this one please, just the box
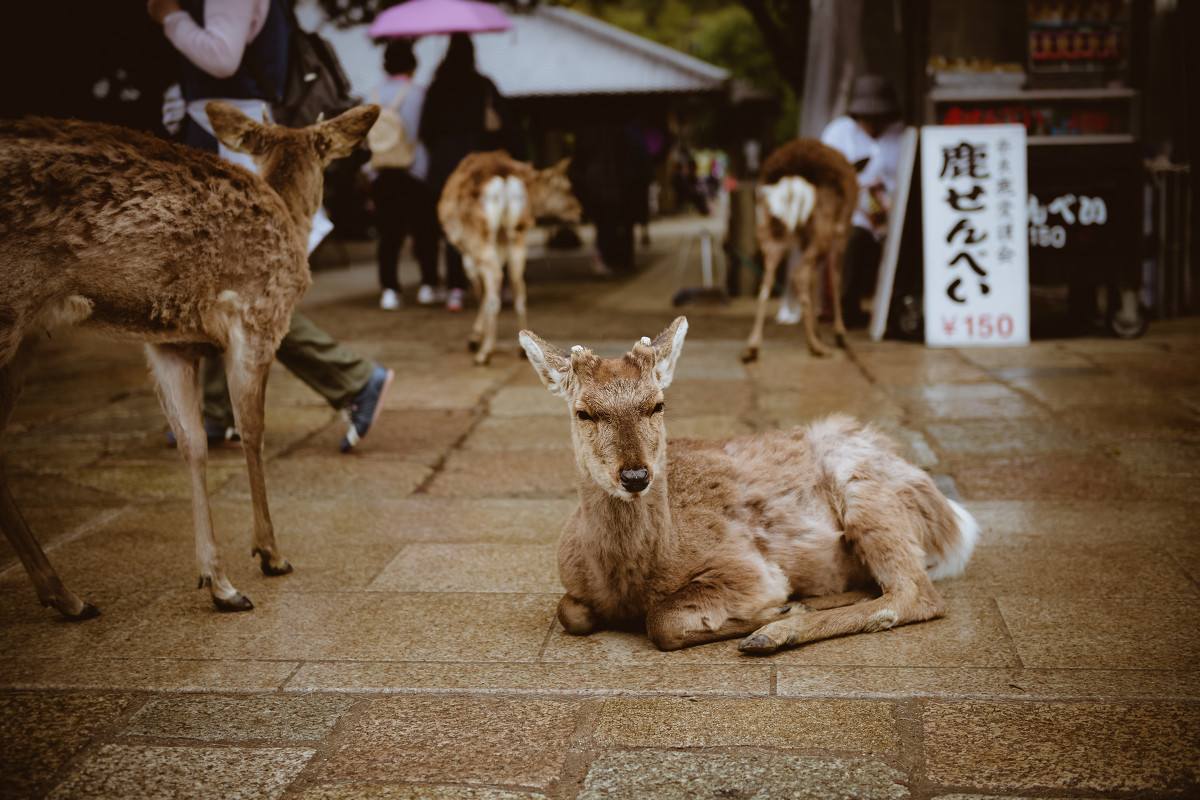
[776,75,903,327]
[821,75,903,326]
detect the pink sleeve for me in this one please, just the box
[162,0,257,80]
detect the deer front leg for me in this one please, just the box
[557,593,601,635]
[796,245,831,357]
[742,240,788,363]
[146,344,252,612]
[645,571,796,651]
[222,335,292,579]
[740,486,944,655]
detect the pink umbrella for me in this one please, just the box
[369,0,512,38]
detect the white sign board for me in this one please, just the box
[921,124,1029,347]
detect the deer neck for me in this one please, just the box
[261,164,320,251]
[576,456,675,564]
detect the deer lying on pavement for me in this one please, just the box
[0,102,379,618]
[439,151,581,366]
[520,316,978,654]
[743,138,858,362]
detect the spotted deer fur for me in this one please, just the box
[743,138,859,362]
[438,151,581,365]
[520,317,978,653]
[0,103,378,618]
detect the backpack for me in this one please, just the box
[268,1,357,127]
[367,84,417,170]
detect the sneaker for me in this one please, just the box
[775,289,802,325]
[340,365,395,453]
[379,288,401,311]
[446,288,465,313]
[416,284,443,305]
[166,417,240,448]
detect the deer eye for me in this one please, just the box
[576,410,594,422]
[652,402,665,415]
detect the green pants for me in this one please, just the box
[203,311,375,426]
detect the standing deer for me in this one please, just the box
[0,102,379,617]
[438,151,581,365]
[519,316,978,654]
[743,138,858,362]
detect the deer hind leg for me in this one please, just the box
[0,336,99,620]
[464,251,488,353]
[742,240,789,363]
[508,235,529,337]
[795,243,831,357]
[223,333,291,579]
[827,232,849,348]
[740,484,944,655]
[146,343,252,612]
[474,254,502,366]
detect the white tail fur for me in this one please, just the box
[927,499,980,581]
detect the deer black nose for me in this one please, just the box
[619,467,650,493]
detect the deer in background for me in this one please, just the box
[439,151,581,365]
[743,139,858,362]
[0,102,379,618]
[520,316,978,654]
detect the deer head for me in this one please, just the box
[206,102,380,229]
[520,316,688,501]
[528,158,582,223]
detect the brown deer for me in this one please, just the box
[743,138,858,363]
[519,316,978,654]
[0,102,379,618]
[438,151,581,365]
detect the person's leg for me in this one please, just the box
[202,359,236,430]
[373,171,404,294]
[445,244,469,291]
[275,312,375,410]
[409,179,442,290]
[841,227,882,327]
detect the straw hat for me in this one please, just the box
[846,74,899,116]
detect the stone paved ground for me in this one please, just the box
[1,222,1199,799]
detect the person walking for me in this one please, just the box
[368,39,440,311]
[149,0,393,453]
[418,33,509,313]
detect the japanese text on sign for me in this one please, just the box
[1028,193,1108,249]
[921,125,1029,347]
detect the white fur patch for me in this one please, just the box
[653,318,688,389]
[519,332,571,398]
[760,176,816,232]
[927,499,980,581]
[481,176,506,233]
[503,175,526,230]
[866,608,898,631]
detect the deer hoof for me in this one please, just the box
[835,332,847,348]
[252,548,293,577]
[212,592,254,613]
[740,346,759,364]
[55,601,101,622]
[808,344,831,358]
[738,633,780,655]
[467,339,481,353]
[473,353,491,367]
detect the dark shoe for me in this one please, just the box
[341,365,394,453]
[166,418,240,448]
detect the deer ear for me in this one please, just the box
[312,104,381,162]
[207,102,270,155]
[519,330,573,398]
[651,316,688,389]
